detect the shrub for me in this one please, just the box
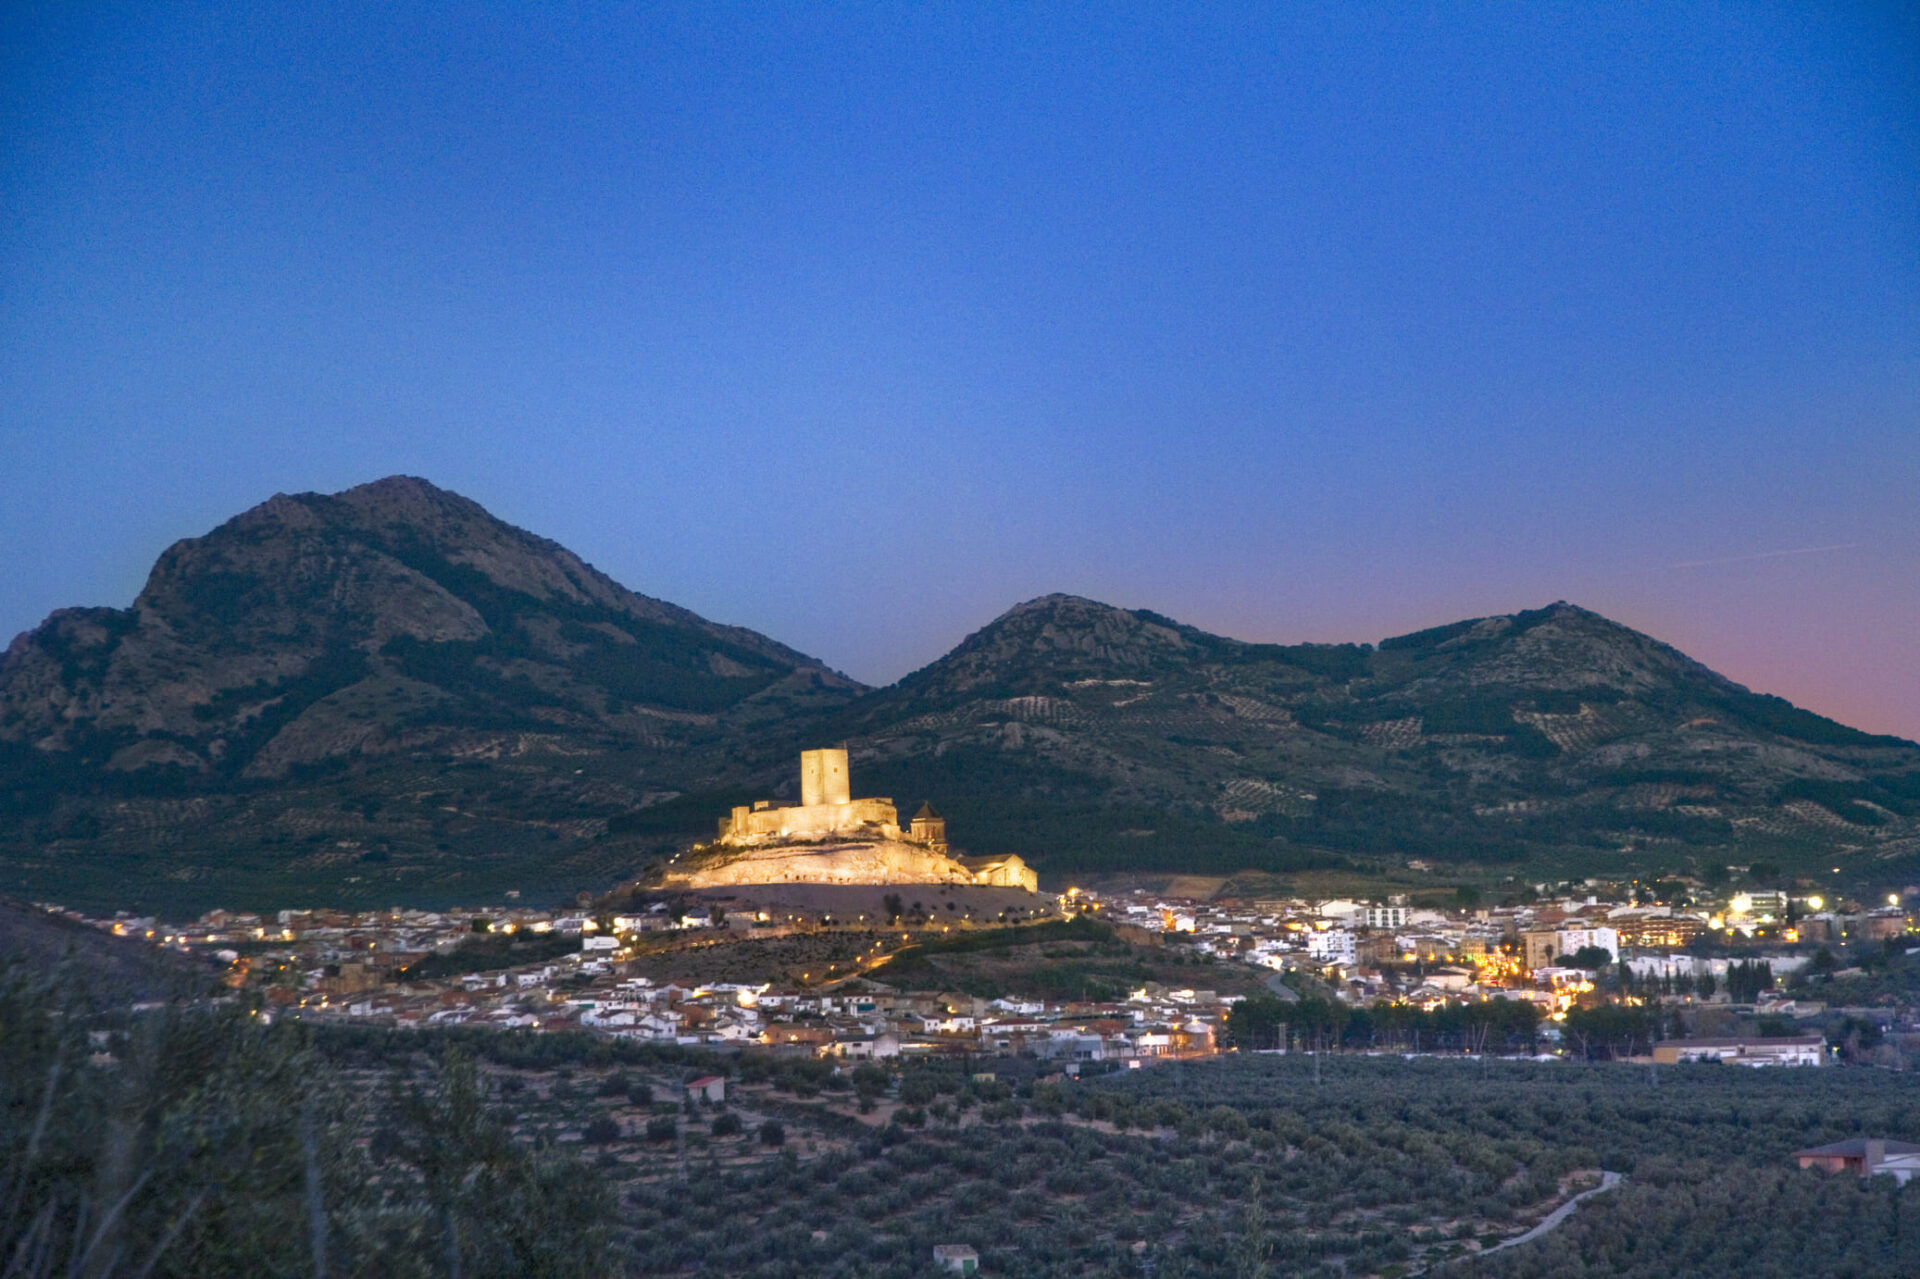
[759,1120,786,1147]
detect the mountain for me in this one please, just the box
[0,477,861,911]
[827,595,1920,883]
[4,482,1916,915]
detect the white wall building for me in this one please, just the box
[1306,929,1356,963]
[1364,905,1408,930]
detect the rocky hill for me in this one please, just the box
[0,477,861,911]
[4,482,1916,914]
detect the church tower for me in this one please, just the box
[909,802,947,852]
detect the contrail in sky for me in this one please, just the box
[1667,543,1860,570]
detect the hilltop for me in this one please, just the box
[3,482,1916,913]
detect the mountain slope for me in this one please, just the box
[828,595,1920,880]
[4,483,1915,915]
[0,477,861,911]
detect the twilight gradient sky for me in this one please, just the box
[3,4,1917,735]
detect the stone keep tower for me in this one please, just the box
[799,748,851,808]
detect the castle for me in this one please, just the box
[718,748,915,846]
[662,749,1036,891]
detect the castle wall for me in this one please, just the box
[723,797,900,844]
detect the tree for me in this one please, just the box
[758,1120,785,1147]
[1563,1004,1658,1060]
[1225,995,1291,1051]
[1566,945,1614,971]
[581,1116,620,1145]
[711,1112,742,1138]
[851,1063,890,1100]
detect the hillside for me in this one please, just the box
[828,595,1920,884]
[0,477,862,911]
[4,482,1916,914]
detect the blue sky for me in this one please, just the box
[4,3,1916,734]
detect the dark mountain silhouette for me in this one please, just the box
[3,482,1914,913]
[830,594,1919,879]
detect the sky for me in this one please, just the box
[3,3,1917,736]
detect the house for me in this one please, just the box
[685,1076,726,1104]
[1795,1139,1920,1183]
[933,1243,979,1274]
[823,1031,902,1060]
[1651,1035,1825,1067]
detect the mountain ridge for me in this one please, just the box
[3,479,1915,913]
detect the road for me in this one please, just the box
[1478,1171,1623,1256]
[1263,972,1300,1001]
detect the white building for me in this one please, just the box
[1306,930,1356,963]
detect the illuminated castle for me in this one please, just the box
[665,749,1035,891]
[718,748,904,845]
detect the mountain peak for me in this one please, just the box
[1,477,855,780]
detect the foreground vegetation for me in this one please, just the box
[8,952,1919,1277]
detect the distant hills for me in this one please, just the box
[4,478,1916,913]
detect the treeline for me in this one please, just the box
[1226,995,1543,1053]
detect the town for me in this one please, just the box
[45,869,1917,1070]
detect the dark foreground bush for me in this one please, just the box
[0,959,618,1278]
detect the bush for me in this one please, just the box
[582,1116,621,1145]
[759,1120,786,1147]
[645,1116,677,1143]
[711,1112,743,1138]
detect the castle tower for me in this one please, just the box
[799,748,851,808]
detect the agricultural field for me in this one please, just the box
[11,951,1920,1278]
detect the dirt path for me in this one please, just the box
[1478,1171,1622,1255]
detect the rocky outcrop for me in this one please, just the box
[659,838,1036,891]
